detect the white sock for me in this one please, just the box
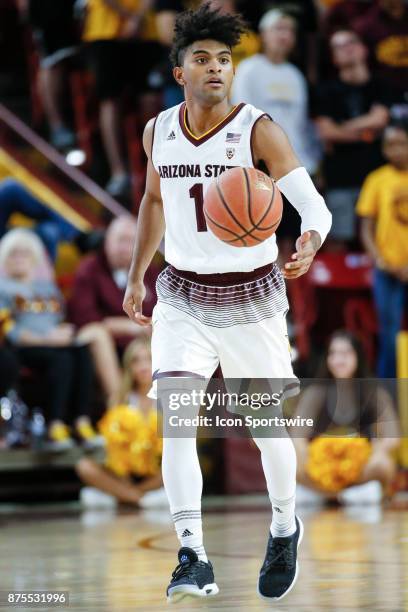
[172,506,207,562]
[270,494,296,537]
[251,435,297,538]
[162,436,208,562]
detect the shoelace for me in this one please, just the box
[263,540,295,572]
[171,560,206,583]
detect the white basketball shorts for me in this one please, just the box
[148,263,299,400]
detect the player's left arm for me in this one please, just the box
[252,117,332,279]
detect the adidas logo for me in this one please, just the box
[180,554,189,562]
[182,528,193,537]
[273,506,283,513]
[167,130,176,140]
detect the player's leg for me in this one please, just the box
[150,302,219,601]
[219,313,302,600]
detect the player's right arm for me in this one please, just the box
[123,118,165,326]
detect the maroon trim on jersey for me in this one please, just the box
[152,369,206,381]
[250,113,273,168]
[168,263,274,286]
[150,114,158,159]
[179,102,246,147]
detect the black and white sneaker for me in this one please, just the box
[258,515,304,601]
[166,547,219,603]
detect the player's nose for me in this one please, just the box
[207,61,222,73]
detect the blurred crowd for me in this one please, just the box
[0,0,407,502]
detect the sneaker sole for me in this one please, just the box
[167,582,219,603]
[257,516,304,602]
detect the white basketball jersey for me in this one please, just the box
[151,102,279,273]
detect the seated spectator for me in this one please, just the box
[76,336,165,508]
[0,228,105,450]
[291,330,400,505]
[357,119,408,378]
[20,0,79,150]
[232,8,321,249]
[68,216,161,400]
[82,0,165,198]
[68,216,159,365]
[0,177,81,261]
[353,0,408,104]
[232,8,321,177]
[258,0,319,83]
[314,30,389,244]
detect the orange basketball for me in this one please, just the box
[203,167,282,247]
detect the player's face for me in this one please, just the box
[383,127,408,169]
[175,40,234,105]
[327,338,358,379]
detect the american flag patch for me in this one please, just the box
[226,132,241,143]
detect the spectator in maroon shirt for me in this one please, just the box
[353,0,408,101]
[68,216,161,402]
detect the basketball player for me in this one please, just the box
[123,3,331,603]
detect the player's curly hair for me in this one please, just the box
[170,2,248,67]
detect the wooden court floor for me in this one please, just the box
[0,497,407,612]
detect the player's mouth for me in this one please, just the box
[205,78,224,88]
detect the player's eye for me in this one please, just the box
[220,57,230,64]
[196,57,207,63]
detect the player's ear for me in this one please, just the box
[173,66,185,87]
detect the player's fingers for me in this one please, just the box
[296,245,315,260]
[296,255,314,266]
[123,302,136,320]
[135,312,152,326]
[284,260,303,271]
[282,263,310,278]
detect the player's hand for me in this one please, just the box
[282,231,318,279]
[123,280,151,326]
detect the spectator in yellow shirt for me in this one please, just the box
[83,0,164,199]
[357,119,408,377]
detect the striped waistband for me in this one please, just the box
[168,263,275,287]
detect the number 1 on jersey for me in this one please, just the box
[189,183,207,232]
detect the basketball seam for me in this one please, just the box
[225,217,281,242]
[204,210,247,246]
[243,168,256,228]
[215,179,262,243]
[242,169,280,233]
[255,179,278,229]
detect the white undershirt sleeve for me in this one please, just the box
[276,167,332,245]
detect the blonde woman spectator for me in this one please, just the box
[76,336,165,508]
[0,229,120,447]
[0,229,94,449]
